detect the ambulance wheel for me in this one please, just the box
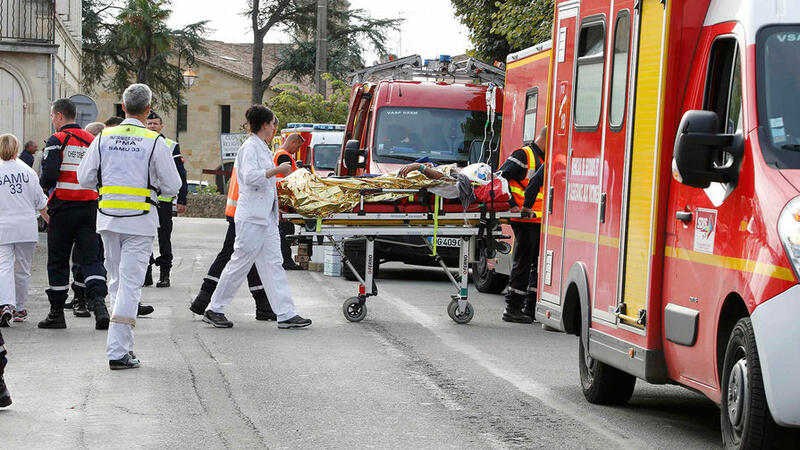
[447,299,474,324]
[720,318,782,449]
[472,252,507,294]
[578,336,635,405]
[343,297,367,322]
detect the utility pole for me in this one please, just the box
[315,0,328,97]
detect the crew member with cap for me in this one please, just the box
[498,126,547,324]
[190,116,280,321]
[273,133,304,270]
[77,83,182,369]
[144,111,188,288]
[38,98,110,330]
[202,105,310,329]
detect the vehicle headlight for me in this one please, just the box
[777,196,800,280]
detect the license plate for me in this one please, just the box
[428,236,460,248]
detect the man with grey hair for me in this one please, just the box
[85,122,105,137]
[78,83,182,369]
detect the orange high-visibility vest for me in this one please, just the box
[508,146,544,224]
[272,149,297,179]
[225,165,239,217]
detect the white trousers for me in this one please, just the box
[208,221,296,321]
[100,231,152,361]
[0,242,35,310]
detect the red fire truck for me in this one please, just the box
[335,55,505,279]
[473,41,552,293]
[529,0,800,446]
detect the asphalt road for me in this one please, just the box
[0,218,722,449]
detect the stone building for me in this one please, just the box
[0,0,83,167]
[92,40,314,190]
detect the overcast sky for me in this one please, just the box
[167,0,473,64]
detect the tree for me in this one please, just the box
[267,74,350,124]
[82,0,208,110]
[451,0,554,63]
[245,0,400,104]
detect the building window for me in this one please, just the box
[522,89,538,143]
[220,105,231,133]
[114,103,124,118]
[574,19,606,129]
[609,11,631,129]
[178,104,188,132]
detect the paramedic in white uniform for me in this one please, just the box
[203,105,311,329]
[77,84,182,369]
[0,134,49,326]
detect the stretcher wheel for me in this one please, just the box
[343,297,367,322]
[447,299,473,324]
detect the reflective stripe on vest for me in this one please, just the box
[98,186,153,211]
[97,125,160,216]
[272,149,297,179]
[508,146,544,224]
[225,166,239,217]
[54,130,98,201]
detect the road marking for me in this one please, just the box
[378,291,641,449]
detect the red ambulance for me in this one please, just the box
[529,0,800,447]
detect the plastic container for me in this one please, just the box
[323,246,342,277]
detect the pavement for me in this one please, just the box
[0,217,723,449]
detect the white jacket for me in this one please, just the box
[233,135,280,227]
[77,118,182,236]
[0,159,47,245]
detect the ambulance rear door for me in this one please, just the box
[541,0,579,307]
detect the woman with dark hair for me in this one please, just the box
[202,105,311,329]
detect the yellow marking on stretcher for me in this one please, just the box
[547,225,620,249]
[665,246,795,283]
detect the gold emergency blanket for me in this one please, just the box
[277,167,456,217]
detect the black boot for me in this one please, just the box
[0,376,10,407]
[190,290,211,316]
[143,265,153,287]
[253,291,277,321]
[73,297,91,318]
[38,310,67,329]
[156,267,170,288]
[502,305,533,324]
[137,303,154,317]
[92,297,109,330]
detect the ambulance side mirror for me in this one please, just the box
[672,110,743,189]
[343,139,366,171]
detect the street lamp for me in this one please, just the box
[182,69,197,89]
[176,49,197,142]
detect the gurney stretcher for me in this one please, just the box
[285,188,518,324]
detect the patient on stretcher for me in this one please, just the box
[276,162,511,217]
